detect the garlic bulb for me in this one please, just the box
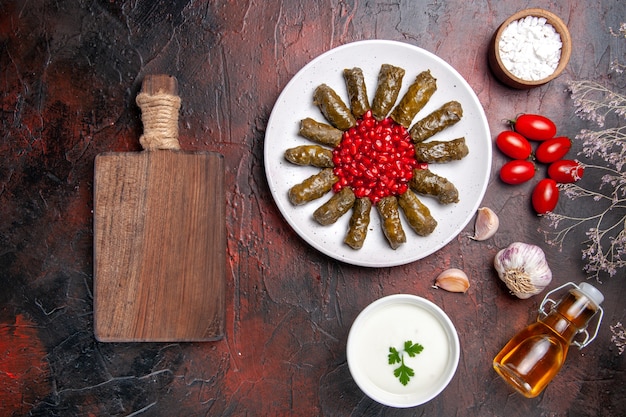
[494,242,552,299]
[434,268,470,293]
[470,207,499,241]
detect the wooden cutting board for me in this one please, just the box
[93,75,225,342]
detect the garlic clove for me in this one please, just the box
[434,268,470,293]
[470,207,499,241]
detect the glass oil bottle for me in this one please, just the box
[493,282,604,398]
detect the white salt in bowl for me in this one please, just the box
[488,8,572,89]
[346,294,460,408]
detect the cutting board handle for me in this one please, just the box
[136,74,182,151]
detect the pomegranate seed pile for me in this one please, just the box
[332,110,419,204]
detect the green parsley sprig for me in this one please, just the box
[388,340,424,386]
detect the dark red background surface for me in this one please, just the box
[1,1,625,416]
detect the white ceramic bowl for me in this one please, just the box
[346,294,460,408]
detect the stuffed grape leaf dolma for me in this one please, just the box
[390,70,438,128]
[410,168,459,204]
[397,189,438,236]
[299,118,344,148]
[409,100,463,143]
[376,195,406,250]
[313,187,356,226]
[313,84,356,130]
[371,64,405,121]
[285,145,334,168]
[288,168,338,206]
[344,197,372,250]
[343,68,370,119]
[414,137,469,163]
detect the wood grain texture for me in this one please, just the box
[93,150,225,342]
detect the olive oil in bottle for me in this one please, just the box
[493,282,604,398]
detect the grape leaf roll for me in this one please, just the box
[313,84,356,130]
[344,197,372,250]
[371,64,405,121]
[410,168,459,204]
[343,67,370,119]
[397,189,438,236]
[299,118,344,148]
[313,187,356,226]
[376,195,406,249]
[288,168,337,206]
[414,137,469,163]
[284,145,334,168]
[409,100,463,143]
[390,70,438,128]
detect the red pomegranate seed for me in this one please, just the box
[332,110,419,203]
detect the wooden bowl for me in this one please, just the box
[488,8,572,89]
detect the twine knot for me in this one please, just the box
[136,92,182,150]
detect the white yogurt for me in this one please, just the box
[347,295,459,407]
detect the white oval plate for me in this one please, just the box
[264,40,491,267]
[347,294,460,407]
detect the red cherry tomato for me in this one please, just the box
[535,136,572,163]
[499,160,536,184]
[532,178,559,214]
[512,114,557,141]
[548,159,585,183]
[496,131,532,160]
